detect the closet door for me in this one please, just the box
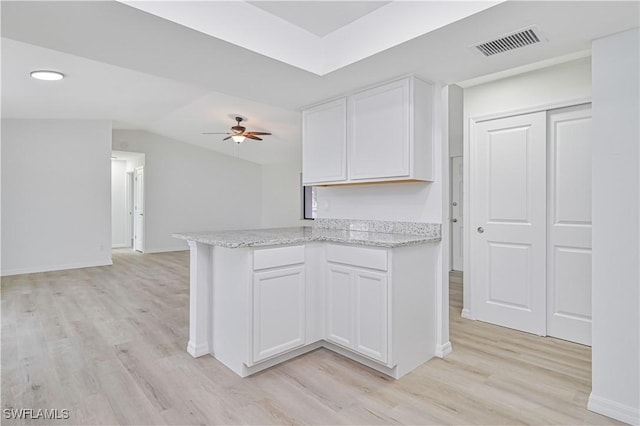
[547,104,592,345]
[472,111,547,335]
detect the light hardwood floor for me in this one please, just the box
[1,251,619,425]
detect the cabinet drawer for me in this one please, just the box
[253,245,305,270]
[326,244,387,271]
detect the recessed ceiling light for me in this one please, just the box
[30,70,65,81]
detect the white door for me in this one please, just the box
[353,269,388,363]
[349,78,410,180]
[126,172,134,247]
[302,98,347,184]
[134,167,144,252]
[451,156,464,271]
[547,104,592,345]
[472,111,547,335]
[326,264,353,347]
[252,266,306,363]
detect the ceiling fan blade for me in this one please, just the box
[244,134,263,141]
[223,136,232,141]
[246,132,271,136]
[202,132,230,135]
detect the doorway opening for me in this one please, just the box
[111,151,145,252]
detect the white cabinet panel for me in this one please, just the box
[326,264,352,347]
[253,245,305,270]
[302,99,347,184]
[301,76,433,185]
[349,78,410,180]
[326,243,387,271]
[354,269,388,363]
[326,259,389,364]
[252,266,305,363]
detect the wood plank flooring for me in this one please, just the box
[1,251,620,425]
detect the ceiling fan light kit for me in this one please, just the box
[203,116,271,144]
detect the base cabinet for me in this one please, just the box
[326,264,353,347]
[252,266,306,363]
[326,245,390,365]
[353,269,388,363]
[189,242,437,379]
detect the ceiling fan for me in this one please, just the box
[202,116,271,144]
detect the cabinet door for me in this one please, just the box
[252,266,305,363]
[302,99,347,184]
[349,79,410,180]
[353,269,388,363]
[326,264,352,347]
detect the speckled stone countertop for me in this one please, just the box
[173,219,441,249]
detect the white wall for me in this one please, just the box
[1,119,112,276]
[261,162,308,228]
[112,130,263,253]
[111,159,128,248]
[588,27,639,425]
[462,57,592,316]
[448,84,464,158]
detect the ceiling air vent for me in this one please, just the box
[473,26,543,57]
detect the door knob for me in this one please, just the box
[477,227,484,234]
[452,218,458,223]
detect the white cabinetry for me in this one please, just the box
[186,240,438,379]
[252,265,305,363]
[325,244,390,365]
[353,269,388,363]
[302,76,434,185]
[326,264,353,347]
[302,98,347,184]
[251,245,306,364]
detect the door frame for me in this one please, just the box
[463,97,591,320]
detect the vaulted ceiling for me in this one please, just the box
[2,1,638,164]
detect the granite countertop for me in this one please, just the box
[173,219,441,249]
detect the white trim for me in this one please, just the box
[144,247,189,254]
[435,341,453,358]
[472,97,591,123]
[588,393,640,425]
[112,244,130,249]
[461,308,475,320]
[187,341,210,358]
[1,258,113,277]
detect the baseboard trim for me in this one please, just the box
[435,341,453,358]
[1,259,113,277]
[461,308,475,320]
[144,247,189,254]
[187,341,210,358]
[588,393,640,425]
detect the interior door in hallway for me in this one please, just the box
[451,156,463,271]
[134,166,144,252]
[472,111,547,335]
[547,104,592,345]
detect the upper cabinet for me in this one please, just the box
[302,98,347,184]
[302,76,434,186]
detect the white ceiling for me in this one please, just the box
[248,1,390,37]
[2,1,639,165]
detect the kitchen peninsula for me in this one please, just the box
[173,219,441,379]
